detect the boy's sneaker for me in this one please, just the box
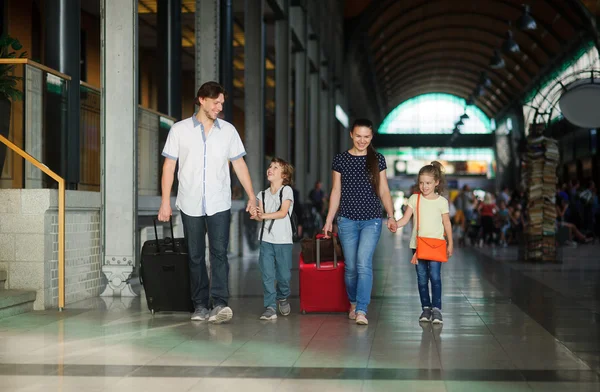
[191,307,210,321]
[419,307,432,322]
[356,312,368,325]
[260,307,277,320]
[208,305,233,324]
[432,308,443,324]
[348,303,357,320]
[278,299,291,316]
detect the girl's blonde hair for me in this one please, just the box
[418,161,446,195]
[271,157,294,186]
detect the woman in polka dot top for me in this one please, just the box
[322,119,397,325]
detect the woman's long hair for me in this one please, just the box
[351,119,380,193]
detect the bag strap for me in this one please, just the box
[267,185,291,232]
[259,190,266,242]
[416,193,421,237]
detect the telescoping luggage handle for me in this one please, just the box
[152,216,178,253]
[315,233,339,269]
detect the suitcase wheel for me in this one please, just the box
[301,310,306,315]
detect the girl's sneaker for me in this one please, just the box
[260,307,277,320]
[356,313,368,325]
[348,303,357,320]
[432,308,443,324]
[419,307,432,322]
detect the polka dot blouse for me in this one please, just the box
[332,151,387,221]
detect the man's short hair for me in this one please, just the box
[196,82,228,105]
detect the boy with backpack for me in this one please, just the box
[251,158,297,320]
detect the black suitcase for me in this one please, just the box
[140,218,194,314]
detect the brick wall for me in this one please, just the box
[0,189,102,309]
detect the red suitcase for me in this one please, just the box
[299,234,350,314]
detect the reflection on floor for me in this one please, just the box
[0,227,599,391]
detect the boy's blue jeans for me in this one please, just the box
[259,242,293,309]
[412,249,442,310]
[337,217,382,315]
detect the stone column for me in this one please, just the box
[157,0,182,119]
[244,0,265,194]
[195,0,220,92]
[294,51,307,198]
[308,69,319,191]
[291,6,307,198]
[319,68,329,190]
[100,0,138,297]
[275,0,291,160]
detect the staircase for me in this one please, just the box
[0,271,36,319]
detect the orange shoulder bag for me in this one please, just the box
[415,193,448,262]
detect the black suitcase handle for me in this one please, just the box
[153,216,179,253]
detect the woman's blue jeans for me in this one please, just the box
[337,217,382,315]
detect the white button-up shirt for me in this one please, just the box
[162,116,246,217]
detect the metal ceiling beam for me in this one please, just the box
[377,39,532,85]
[369,0,561,53]
[386,71,510,109]
[374,25,545,73]
[381,54,523,95]
[381,52,524,92]
[373,134,495,149]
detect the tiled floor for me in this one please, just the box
[0,227,599,391]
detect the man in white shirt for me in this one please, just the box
[158,81,256,324]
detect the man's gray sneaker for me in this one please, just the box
[260,307,277,320]
[208,305,233,324]
[278,299,291,316]
[432,307,443,324]
[191,307,210,321]
[419,307,432,322]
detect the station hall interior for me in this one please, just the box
[1,0,600,390]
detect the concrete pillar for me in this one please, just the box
[275,0,291,160]
[308,71,319,190]
[319,68,329,191]
[244,0,265,194]
[44,0,80,188]
[291,6,307,198]
[195,0,220,92]
[157,0,182,119]
[100,0,138,297]
[220,0,234,122]
[294,52,307,198]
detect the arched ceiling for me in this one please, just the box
[346,0,595,119]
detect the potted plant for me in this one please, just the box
[0,34,27,176]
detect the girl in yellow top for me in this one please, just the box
[395,162,453,324]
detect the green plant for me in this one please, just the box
[0,34,28,101]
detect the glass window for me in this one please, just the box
[378,93,492,134]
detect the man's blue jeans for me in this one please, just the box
[412,249,442,310]
[258,242,292,309]
[337,217,382,315]
[181,210,230,308]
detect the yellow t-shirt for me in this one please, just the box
[407,193,449,249]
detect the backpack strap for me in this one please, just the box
[259,190,266,242]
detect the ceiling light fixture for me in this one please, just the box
[518,5,537,31]
[480,72,492,88]
[490,49,506,69]
[502,30,520,53]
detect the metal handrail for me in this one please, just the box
[0,134,66,311]
[0,58,72,80]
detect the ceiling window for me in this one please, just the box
[378,93,492,135]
